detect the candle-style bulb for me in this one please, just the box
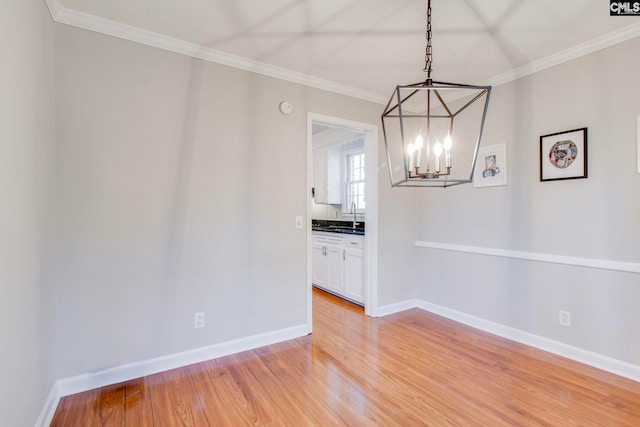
[433,141,443,173]
[414,133,423,168]
[414,133,424,150]
[443,134,452,151]
[407,143,415,173]
[443,133,452,168]
[433,141,443,157]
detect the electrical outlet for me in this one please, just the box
[559,310,571,327]
[194,312,205,328]
[295,215,304,229]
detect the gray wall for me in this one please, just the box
[414,36,640,365]
[377,179,421,305]
[0,1,56,425]
[11,6,638,421]
[54,24,418,378]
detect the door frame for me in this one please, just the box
[306,112,379,330]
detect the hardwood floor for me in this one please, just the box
[51,288,640,426]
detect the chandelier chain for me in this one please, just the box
[423,0,433,79]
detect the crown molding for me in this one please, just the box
[479,21,640,87]
[44,0,640,104]
[43,0,61,20]
[44,0,387,105]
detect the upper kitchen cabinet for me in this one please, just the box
[312,124,365,208]
[313,144,342,204]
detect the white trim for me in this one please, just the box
[45,0,640,105]
[34,383,60,427]
[43,0,61,20]
[307,113,379,317]
[415,240,640,274]
[53,324,308,399]
[45,0,385,105]
[37,301,640,426]
[364,124,379,317]
[374,297,640,382]
[306,118,314,330]
[343,148,366,212]
[415,300,640,383]
[36,323,308,425]
[480,22,640,87]
[376,299,421,317]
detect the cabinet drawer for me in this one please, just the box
[312,232,343,246]
[342,235,364,249]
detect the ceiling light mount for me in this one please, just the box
[382,0,492,188]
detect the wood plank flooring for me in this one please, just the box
[51,288,640,426]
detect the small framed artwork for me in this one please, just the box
[474,144,507,187]
[540,127,587,182]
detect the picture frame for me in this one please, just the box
[474,144,507,187]
[540,127,587,182]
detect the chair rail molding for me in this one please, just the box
[415,240,640,274]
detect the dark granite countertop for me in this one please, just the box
[312,219,365,235]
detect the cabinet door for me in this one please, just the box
[343,248,365,303]
[326,146,343,204]
[312,243,328,288]
[325,244,343,295]
[313,149,327,204]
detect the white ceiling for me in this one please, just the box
[49,0,640,104]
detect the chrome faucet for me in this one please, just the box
[352,201,360,230]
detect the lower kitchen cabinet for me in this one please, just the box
[312,232,365,304]
[311,242,328,288]
[325,244,343,295]
[343,247,365,303]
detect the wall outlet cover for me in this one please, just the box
[194,312,205,328]
[559,310,571,327]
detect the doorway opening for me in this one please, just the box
[306,113,378,331]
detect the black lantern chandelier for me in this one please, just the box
[382,0,492,187]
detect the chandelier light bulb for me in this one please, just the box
[407,143,416,172]
[443,133,452,150]
[415,133,424,150]
[433,141,443,157]
[433,141,443,173]
[443,133,452,168]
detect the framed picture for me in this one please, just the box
[540,127,587,182]
[474,144,507,187]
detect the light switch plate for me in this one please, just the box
[295,216,304,229]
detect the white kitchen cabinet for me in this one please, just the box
[325,244,343,295]
[313,148,327,204]
[312,232,365,305]
[312,242,328,288]
[313,146,342,205]
[343,247,365,303]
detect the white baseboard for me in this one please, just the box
[34,383,60,427]
[376,299,421,317]
[37,323,310,426]
[38,298,640,425]
[414,300,640,383]
[376,297,640,383]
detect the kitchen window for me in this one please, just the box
[345,150,365,212]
